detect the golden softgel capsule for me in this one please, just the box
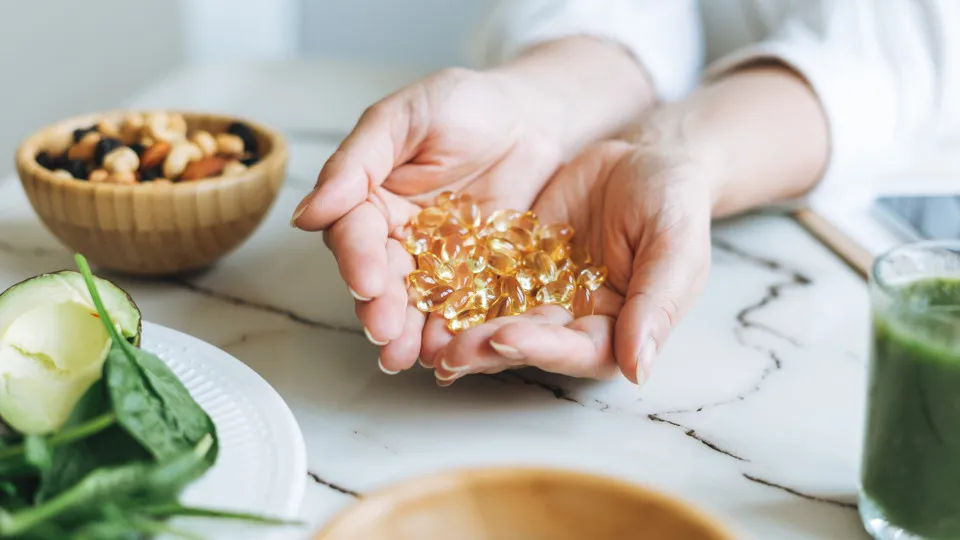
[405,191,607,333]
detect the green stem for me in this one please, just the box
[74,254,130,353]
[0,413,116,461]
[141,503,302,525]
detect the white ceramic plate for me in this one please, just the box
[141,321,307,539]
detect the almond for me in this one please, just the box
[180,156,227,181]
[139,141,171,170]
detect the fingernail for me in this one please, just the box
[489,340,524,360]
[435,366,461,382]
[636,339,656,387]
[436,377,456,387]
[378,358,399,375]
[290,190,315,228]
[418,357,432,369]
[440,358,470,373]
[364,327,388,346]
[349,286,372,302]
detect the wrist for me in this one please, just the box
[489,36,657,156]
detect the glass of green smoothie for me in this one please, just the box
[861,241,960,539]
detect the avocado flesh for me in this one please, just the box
[0,272,141,435]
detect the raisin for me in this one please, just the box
[94,138,122,167]
[129,143,146,157]
[228,122,258,154]
[240,154,259,167]
[72,125,96,143]
[65,158,88,180]
[36,151,55,170]
[140,166,163,182]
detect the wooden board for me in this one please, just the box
[792,207,872,280]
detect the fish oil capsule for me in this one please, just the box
[538,237,569,262]
[455,194,482,229]
[466,245,488,273]
[513,211,539,234]
[486,295,512,321]
[498,276,527,308]
[437,190,459,211]
[448,309,486,333]
[486,209,522,233]
[524,252,558,284]
[504,227,537,253]
[570,243,591,268]
[450,261,472,289]
[437,214,470,237]
[429,238,444,258]
[442,289,475,319]
[486,237,521,259]
[572,285,595,317]
[413,207,447,230]
[515,266,538,291]
[577,264,607,291]
[408,270,439,293]
[536,280,575,305]
[538,223,574,243]
[434,262,456,282]
[488,252,518,276]
[418,252,442,274]
[472,269,495,291]
[404,230,431,255]
[556,258,576,274]
[475,286,497,309]
[440,235,464,262]
[416,285,454,312]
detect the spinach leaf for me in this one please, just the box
[75,255,217,465]
[34,382,148,503]
[0,435,213,538]
[22,438,50,473]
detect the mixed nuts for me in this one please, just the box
[34,112,262,184]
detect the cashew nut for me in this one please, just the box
[108,171,137,185]
[120,113,144,144]
[190,130,217,157]
[103,147,140,174]
[89,169,109,183]
[215,133,244,157]
[163,142,200,179]
[67,132,101,161]
[145,111,186,143]
[222,160,248,176]
[52,169,73,180]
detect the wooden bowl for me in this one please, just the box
[312,468,740,540]
[14,110,288,276]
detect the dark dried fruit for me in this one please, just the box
[72,125,96,143]
[228,122,258,154]
[240,155,259,167]
[36,151,55,169]
[129,143,146,157]
[140,166,163,182]
[94,138,122,167]
[64,159,88,180]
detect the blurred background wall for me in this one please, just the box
[0,0,485,181]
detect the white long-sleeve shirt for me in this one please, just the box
[471,0,960,198]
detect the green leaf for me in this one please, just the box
[34,382,148,503]
[74,254,218,465]
[142,503,302,526]
[22,438,50,473]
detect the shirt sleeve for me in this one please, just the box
[468,0,705,103]
[704,0,960,198]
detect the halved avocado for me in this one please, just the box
[0,271,142,435]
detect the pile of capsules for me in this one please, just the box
[404,191,607,333]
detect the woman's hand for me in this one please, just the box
[427,139,714,385]
[430,64,831,386]
[291,37,654,374]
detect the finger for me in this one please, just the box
[418,312,455,369]
[378,304,426,374]
[355,239,414,345]
[293,97,413,230]
[485,315,617,379]
[325,203,389,300]
[436,305,573,377]
[614,220,712,386]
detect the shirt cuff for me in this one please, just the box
[704,35,902,204]
[470,0,703,103]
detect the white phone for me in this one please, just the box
[872,194,960,242]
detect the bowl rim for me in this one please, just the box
[14,109,288,193]
[311,466,741,539]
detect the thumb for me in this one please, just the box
[292,97,415,231]
[614,214,711,386]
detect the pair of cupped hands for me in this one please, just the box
[290,66,713,387]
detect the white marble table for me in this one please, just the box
[0,58,875,539]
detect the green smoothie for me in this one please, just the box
[862,278,960,539]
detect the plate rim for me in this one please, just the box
[141,320,308,519]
